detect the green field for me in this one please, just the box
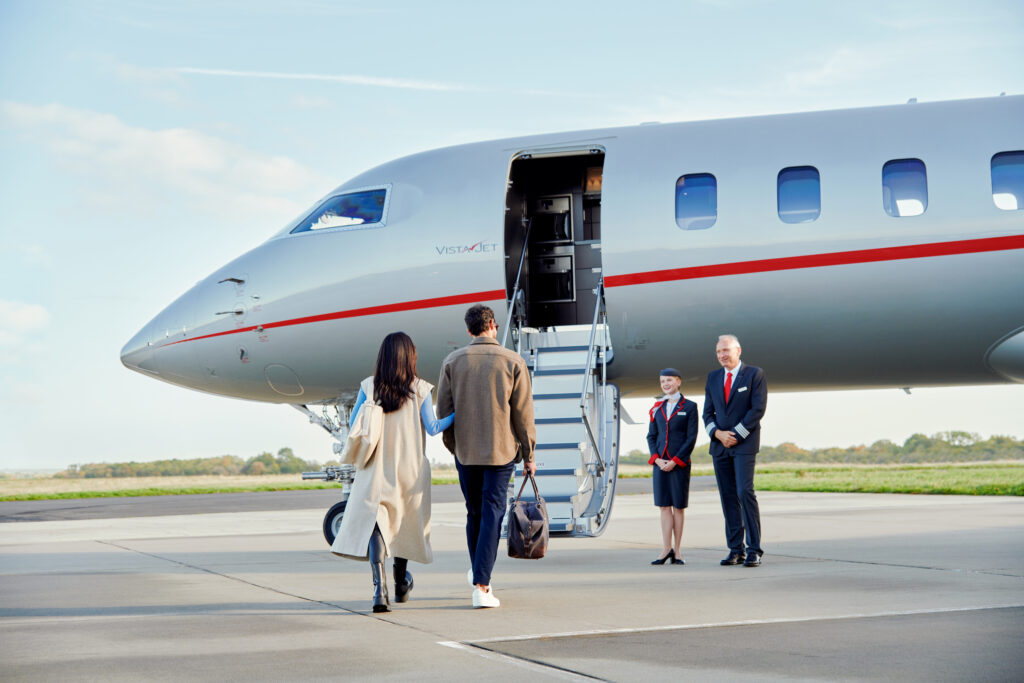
[621,462,1023,495]
[752,463,1024,496]
[1,462,1021,501]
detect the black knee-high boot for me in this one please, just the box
[368,526,389,613]
[393,557,413,603]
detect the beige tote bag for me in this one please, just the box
[340,401,383,469]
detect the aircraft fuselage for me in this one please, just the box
[121,96,1024,404]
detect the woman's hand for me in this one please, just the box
[656,458,676,472]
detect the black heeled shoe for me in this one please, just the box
[672,553,686,565]
[651,549,675,565]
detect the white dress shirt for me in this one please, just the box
[663,391,682,415]
[723,361,742,387]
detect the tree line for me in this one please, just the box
[56,448,323,478]
[621,431,1024,466]
[54,432,1023,478]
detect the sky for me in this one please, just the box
[1,0,1023,471]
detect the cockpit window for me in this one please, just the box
[290,187,389,234]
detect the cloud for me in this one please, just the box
[0,300,50,335]
[105,57,185,104]
[779,47,885,91]
[173,67,472,92]
[290,94,331,110]
[171,66,587,99]
[0,300,50,363]
[0,101,332,223]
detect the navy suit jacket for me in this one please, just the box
[646,398,698,467]
[702,364,767,456]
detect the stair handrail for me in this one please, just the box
[580,280,606,474]
[501,216,532,350]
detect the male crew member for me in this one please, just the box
[437,304,536,608]
[703,335,767,567]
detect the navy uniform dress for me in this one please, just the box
[646,395,699,508]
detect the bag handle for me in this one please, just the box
[514,469,541,502]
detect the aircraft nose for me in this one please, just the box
[120,324,160,375]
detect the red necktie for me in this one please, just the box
[724,371,733,403]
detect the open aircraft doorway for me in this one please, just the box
[503,148,619,537]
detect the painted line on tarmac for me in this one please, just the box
[457,604,1024,644]
[437,641,602,682]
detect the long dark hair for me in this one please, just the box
[373,332,418,413]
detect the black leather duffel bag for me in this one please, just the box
[507,471,549,560]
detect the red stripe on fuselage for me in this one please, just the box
[161,288,507,348]
[603,234,1024,288]
[162,234,1024,348]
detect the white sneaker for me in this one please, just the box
[472,586,500,608]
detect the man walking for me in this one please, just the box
[702,334,767,567]
[437,304,536,607]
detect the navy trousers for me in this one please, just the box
[455,459,514,587]
[712,450,762,556]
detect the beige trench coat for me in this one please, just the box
[331,376,433,564]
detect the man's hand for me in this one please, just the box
[715,429,739,448]
[525,460,537,476]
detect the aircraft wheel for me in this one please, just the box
[322,499,347,546]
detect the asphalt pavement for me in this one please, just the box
[1,487,1021,682]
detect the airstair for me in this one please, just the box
[503,284,620,537]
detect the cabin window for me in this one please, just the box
[777,166,821,223]
[882,159,927,217]
[675,173,717,230]
[992,151,1024,211]
[290,187,389,234]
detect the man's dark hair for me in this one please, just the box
[465,304,495,336]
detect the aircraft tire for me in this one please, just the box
[321,499,347,546]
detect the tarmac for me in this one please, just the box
[1,487,1022,681]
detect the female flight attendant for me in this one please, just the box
[331,332,454,612]
[646,368,698,565]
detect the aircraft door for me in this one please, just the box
[504,150,605,328]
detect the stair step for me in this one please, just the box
[531,373,594,395]
[517,468,575,476]
[536,442,579,450]
[537,421,587,444]
[532,450,581,470]
[533,396,583,420]
[535,345,591,352]
[516,473,578,499]
[516,493,573,504]
[534,368,589,376]
[535,346,607,372]
[523,325,610,350]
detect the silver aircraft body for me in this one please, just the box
[121,94,1024,536]
[122,95,1024,401]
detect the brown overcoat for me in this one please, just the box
[436,336,536,466]
[331,376,433,564]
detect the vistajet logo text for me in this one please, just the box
[435,240,499,255]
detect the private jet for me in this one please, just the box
[122,94,1024,539]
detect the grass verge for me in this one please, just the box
[1,463,1020,501]
[753,463,1023,495]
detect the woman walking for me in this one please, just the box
[331,332,454,612]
